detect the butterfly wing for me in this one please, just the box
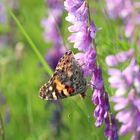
[39,51,87,100]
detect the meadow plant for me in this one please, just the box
[106,49,140,140]
[64,0,118,139]
[106,0,140,43]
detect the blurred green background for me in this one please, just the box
[0,0,135,140]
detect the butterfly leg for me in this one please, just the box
[79,93,86,99]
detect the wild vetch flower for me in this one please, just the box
[65,0,92,52]
[105,0,140,42]
[41,0,64,43]
[106,48,140,140]
[91,67,108,127]
[105,113,118,140]
[75,46,97,77]
[65,0,118,139]
[41,0,66,70]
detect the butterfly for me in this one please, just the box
[39,50,87,100]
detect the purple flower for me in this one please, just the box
[75,47,97,76]
[105,113,118,140]
[106,49,140,139]
[106,48,134,66]
[65,0,96,52]
[68,26,92,51]
[105,0,140,42]
[91,66,104,89]
[41,0,66,69]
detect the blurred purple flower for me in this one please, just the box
[49,101,64,136]
[47,0,63,9]
[41,16,61,43]
[0,0,18,49]
[106,48,134,66]
[4,107,11,124]
[106,0,132,19]
[41,0,66,70]
[0,92,6,105]
[105,0,140,42]
[41,9,63,43]
[65,0,118,139]
[0,1,7,49]
[0,2,7,24]
[106,49,140,139]
[41,0,64,43]
[0,0,18,24]
[45,45,65,70]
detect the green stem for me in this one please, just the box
[86,0,91,25]
[3,1,53,76]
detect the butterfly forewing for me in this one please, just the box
[39,50,87,100]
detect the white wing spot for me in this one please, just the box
[52,91,57,100]
[67,71,73,77]
[49,86,53,91]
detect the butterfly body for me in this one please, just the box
[39,51,87,100]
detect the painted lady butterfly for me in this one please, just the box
[39,50,87,100]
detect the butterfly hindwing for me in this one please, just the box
[39,50,87,100]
